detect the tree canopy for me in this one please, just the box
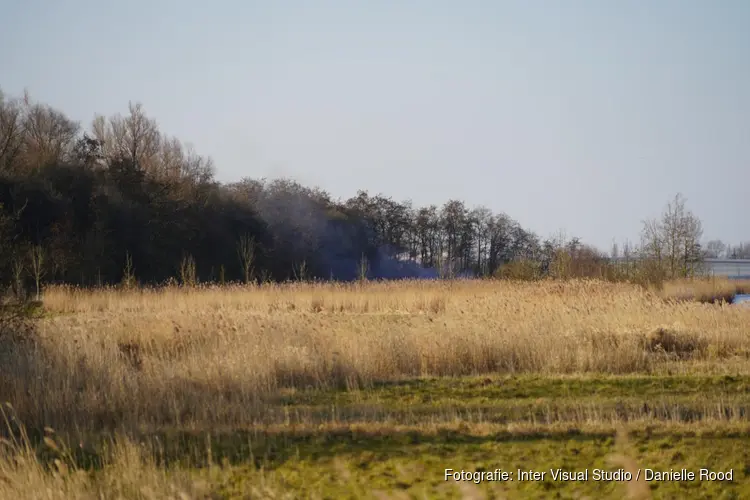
[0,88,728,292]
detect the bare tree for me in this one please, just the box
[487,213,513,275]
[414,205,440,268]
[620,239,636,278]
[237,234,256,284]
[101,102,161,173]
[11,256,25,300]
[91,114,116,159]
[18,91,79,170]
[0,90,24,171]
[640,193,703,279]
[181,143,215,184]
[28,244,45,300]
[441,200,467,275]
[179,253,197,287]
[293,260,308,282]
[358,253,369,282]
[610,239,619,260]
[472,206,493,275]
[121,250,136,289]
[728,242,750,259]
[680,211,704,276]
[159,134,185,180]
[705,240,727,259]
[641,218,664,265]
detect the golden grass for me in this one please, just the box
[657,276,750,304]
[6,415,750,500]
[2,279,749,433]
[0,415,209,500]
[2,278,750,498]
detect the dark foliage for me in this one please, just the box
[0,89,576,288]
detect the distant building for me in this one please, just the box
[608,257,750,279]
[704,259,750,280]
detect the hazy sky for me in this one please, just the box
[2,1,748,250]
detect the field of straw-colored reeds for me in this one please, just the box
[2,278,749,432]
[2,278,750,499]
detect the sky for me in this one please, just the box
[1,0,748,251]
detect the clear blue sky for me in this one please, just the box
[2,0,748,250]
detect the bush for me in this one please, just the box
[0,300,42,347]
[495,259,542,280]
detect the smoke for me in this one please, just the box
[315,229,442,281]
[370,249,440,280]
[247,178,442,281]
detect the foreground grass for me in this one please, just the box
[3,374,750,498]
[205,424,748,500]
[2,279,750,498]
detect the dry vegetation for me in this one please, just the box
[1,278,750,498]
[657,277,750,305]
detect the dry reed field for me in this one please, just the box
[2,278,750,499]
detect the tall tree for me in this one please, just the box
[0,90,24,172]
[19,91,79,170]
[640,193,704,279]
[704,240,727,259]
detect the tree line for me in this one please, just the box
[0,88,742,295]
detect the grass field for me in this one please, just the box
[1,278,750,499]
